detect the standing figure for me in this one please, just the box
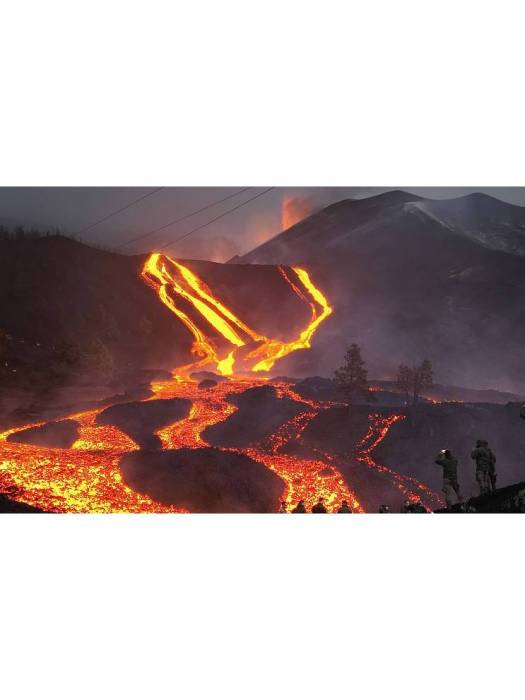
[291,500,306,513]
[434,449,463,507]
[514,489,525,513]
[278,501,288,513]
[311,498,328,513]
[401,499,426,513]
[410,500,427,513]
[337,500,353,513]
[471,440,496,496]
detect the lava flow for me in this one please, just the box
[141,254,333,375]
[0,254,439,513]
[355,414,443,510]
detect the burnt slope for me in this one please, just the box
[0,235,312,375]
[0,235,192,370]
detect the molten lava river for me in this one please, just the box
[0,254,442,513]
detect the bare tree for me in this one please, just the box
[396,359,434,404]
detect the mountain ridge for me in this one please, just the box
[232,191,525,394]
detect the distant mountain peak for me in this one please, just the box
[360,189,424,205]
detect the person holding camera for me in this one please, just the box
[435,449,463,507]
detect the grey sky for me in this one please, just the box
[1,187,524,262]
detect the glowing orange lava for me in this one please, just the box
[0,255,440,513]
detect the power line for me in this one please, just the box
[75,187,165,236]
[156,187,275,252]
[117,187,252,251]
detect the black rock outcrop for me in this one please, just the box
[96,398,191,449]
[6,419,80,448]
[120,447,284,513]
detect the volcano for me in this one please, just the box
[234,190,525,394]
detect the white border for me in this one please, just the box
[1,1,524,698]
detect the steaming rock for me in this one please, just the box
[120,447,284,513]
[96,398,192,449]
[6,419,80,448]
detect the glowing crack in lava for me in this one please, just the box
[0,254,440,513]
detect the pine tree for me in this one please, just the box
[334,343,371,406]
[396,364,412,401]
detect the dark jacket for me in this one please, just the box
[292,503,306,513]
[471,446,495,472]
[337,504,353,513]
[311,502,327,513]
[435,454,458,482]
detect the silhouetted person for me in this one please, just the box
[520,404,525,421]
[311,498,328,513]
[401,499,426,513]
[292,500,306,513]
[337,500,352,513]
[400,499,412,513]
[278,501,287,513]
[378,504,391,513]
[434,449,463,507]
[410,500,427,513]
[471,439,496,496]
[514,489,525,513]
